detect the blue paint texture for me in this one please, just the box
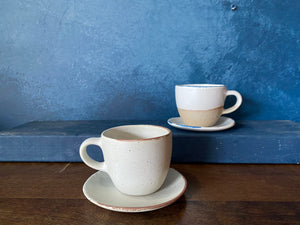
[0,1,300,129]
[1,120,300,163]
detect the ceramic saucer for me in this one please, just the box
[167,116,235,131]
[83,168,187,213]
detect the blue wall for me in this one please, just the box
[0,0,299,130]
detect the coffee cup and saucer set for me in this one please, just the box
[80,125,187,212]
[168,84,242,131]
[79,84,242,212]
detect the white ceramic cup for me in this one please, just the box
[79,125,172,196]
[175,84,242,127]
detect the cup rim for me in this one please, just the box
[102,124,171,142]
[176,84,225,88]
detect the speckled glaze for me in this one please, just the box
[83,168,187,212]
[79,125,172,196]
[175,84,242,127]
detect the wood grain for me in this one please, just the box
[1,163,300,224]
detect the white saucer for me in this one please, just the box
[83,168,187,213]
[167,116,235,131]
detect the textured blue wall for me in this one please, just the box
[0,0,299,130]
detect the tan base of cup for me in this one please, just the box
[177,107,223,127]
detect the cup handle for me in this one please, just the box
[79,137,107,171]
[222,90,243,114]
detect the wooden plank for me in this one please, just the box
[1,163,300,202]
[1,199,300,225]
[1,163,300,224]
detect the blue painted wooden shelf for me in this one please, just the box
[0,120,299,163]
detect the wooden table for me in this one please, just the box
[1,163,300,224]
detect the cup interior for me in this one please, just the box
[103,125,171,141]
[176,84,224,88]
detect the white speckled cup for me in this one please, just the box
[176,84,242,127]
[79,125,172,196]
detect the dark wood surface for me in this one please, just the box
[1,163,300,224]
